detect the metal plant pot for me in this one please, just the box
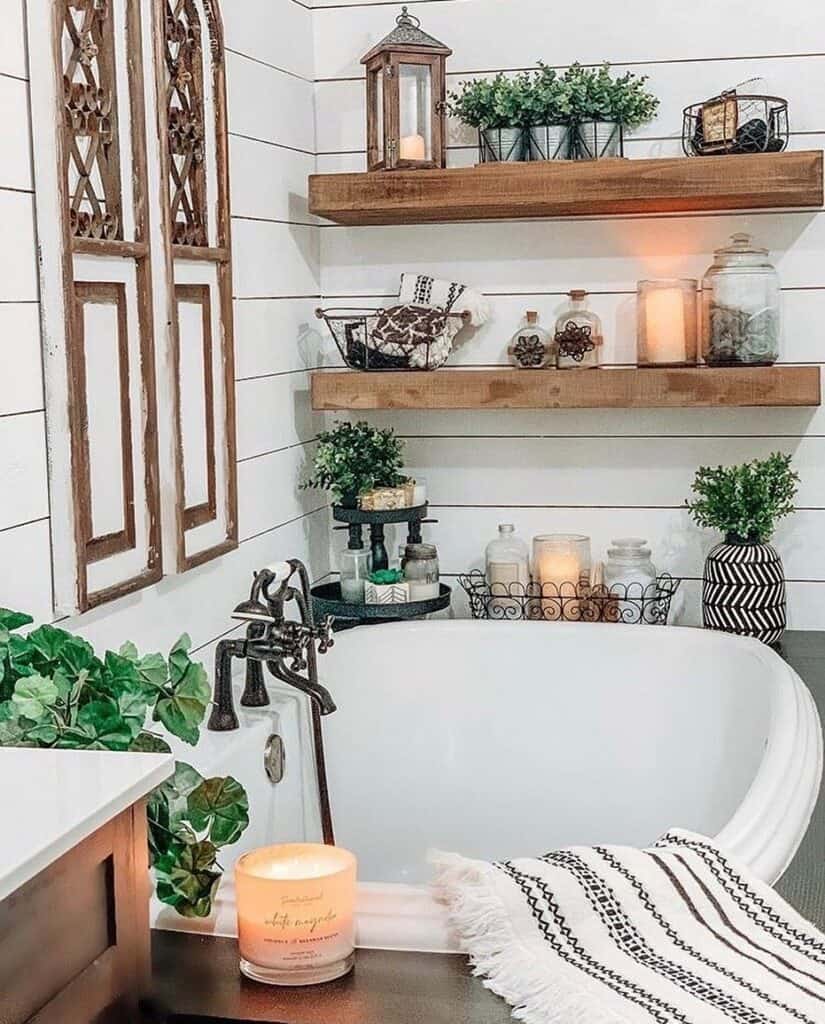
[574,120,624,160]
[528,124,572,161]
[478,127,526,163]
[702,537,787,646]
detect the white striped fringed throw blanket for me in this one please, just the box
[433,830,825,1024]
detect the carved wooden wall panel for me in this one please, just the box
[155,0,237,572]
[30,0,161,613]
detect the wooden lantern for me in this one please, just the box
[361,6,451,172]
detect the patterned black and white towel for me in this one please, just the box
[433,830,825,1024]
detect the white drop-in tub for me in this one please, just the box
[155,621,822,953]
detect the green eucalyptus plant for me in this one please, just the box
[686,452,799,544]
[562,62,659,129]
[0,611,249,918]
[523,64,573,125]
[302,420,405,503]
[447,73,531,130]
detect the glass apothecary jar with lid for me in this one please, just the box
[554,290,603,369]
[702,233,781,366]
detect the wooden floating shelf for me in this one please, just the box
[309,151,823,225]
[311,366,821,411]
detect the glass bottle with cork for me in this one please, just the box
[554,290,603,369]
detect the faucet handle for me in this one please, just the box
[317,615,335,654]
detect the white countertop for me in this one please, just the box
[0,748,173,901]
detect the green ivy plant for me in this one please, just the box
[686,452,799,544]
[302,420,405,503]
[0,612,249,918]
[562,63,659,129]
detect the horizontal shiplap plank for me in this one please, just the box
[319,210,825,296]
[0,519,53,624]
[404,435,825,510]
[0,74,32,191]
[235,371,322,460]
[234,297,326,379]
[224,0,314,81]
[0,191,37,300]
[226,51,315,154]
[238,443,321,541]
[0,0,28,80]
[65,508,331,655]
[0,412,48,530]
[230,135,316,225]
[0,303,42,414]
[313,0,825,80]
[317,288,825,368]
[423,504,825,583]
[232,220,320,298]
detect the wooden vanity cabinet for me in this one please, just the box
[0,801,151,1024]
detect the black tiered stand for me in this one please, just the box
[310,503,452,626]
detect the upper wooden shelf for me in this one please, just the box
[311,366,821,411]
[308,151,823,225]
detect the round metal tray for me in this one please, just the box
[332,503,428,526]
[311,581,451,621]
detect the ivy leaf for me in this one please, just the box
[26,625,71,667]
[117,690,149,739]
[153,840,222,918]
[130,731,172,754]
[0,701,26,745]
[153,648,210,746]
[0,609,33,632]
[58,636,100,685]
[11,674,59,721]
[57,701,133,751]
[119,643,168,696]
[187,776,250,847]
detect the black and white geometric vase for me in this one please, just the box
[702,537,786,645]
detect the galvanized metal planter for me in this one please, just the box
[574,120,624,159]
[478,127,526,162]
[527,124,572,161]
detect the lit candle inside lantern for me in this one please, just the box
[645,287,686,364]
[399,133,426,160]
[236,843,357,986]
[532,534,592,621]
[538,551,581,587]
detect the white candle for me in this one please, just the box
[236,843,357,986]
[399,133,426,161]
[538,551,581,587]
[645,287,686,364]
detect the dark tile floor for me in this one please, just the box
[775,631,825,928]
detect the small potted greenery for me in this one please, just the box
[302,420,405,507]
[687,452,799,645]
[448,73,530,162]
[0,611,249,917]
[563,63,659,159]
[524,64,573,160]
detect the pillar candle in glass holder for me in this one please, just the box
[637,279,698,366]
[532,534,591,620]
[235,843,357,986]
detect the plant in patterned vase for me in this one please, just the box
[686,452,799,645]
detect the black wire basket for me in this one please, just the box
[459,572,681,625]
[682,93,788,157]
[316,307,469,371]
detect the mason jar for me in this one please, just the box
[402,543,440,601]
[702,233,780,365]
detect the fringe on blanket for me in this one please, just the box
[431,851,634,1024]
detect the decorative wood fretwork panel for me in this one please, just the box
[29,0,162,613]
[62,0,124,240]
[155,0,237,572]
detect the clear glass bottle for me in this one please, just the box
[508,311,554,369]
[486,524,529,616]
[339,547,371,604]
[402,543,440,601]
[605,538,657,622]
[554,290,603,369]
[702,233,780,365]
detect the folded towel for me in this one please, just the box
[433,830,825,1024]
[398,272,491,327]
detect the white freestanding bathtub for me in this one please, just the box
[155,621,822,953]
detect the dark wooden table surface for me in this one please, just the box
[150,631,825,1024]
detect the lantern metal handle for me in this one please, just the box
[397,6,421,29]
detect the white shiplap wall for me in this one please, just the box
[0,0,330,659]
[312,0,825,627]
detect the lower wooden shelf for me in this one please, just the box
[310,366,821,411]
